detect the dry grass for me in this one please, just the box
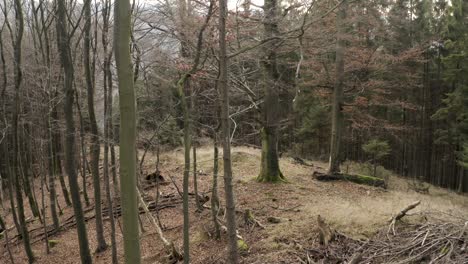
[1,144,467,263]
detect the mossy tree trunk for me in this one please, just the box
[327,0,347,175]
[115,0,142,260]
[257,0,285,183]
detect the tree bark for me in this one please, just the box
[114,0,142,261]
[328,0,347,174]
[11,0,35,261]
[257,0,285,183]
[219,0,239,261]
[56,0,93,262]
[84,0,107,252]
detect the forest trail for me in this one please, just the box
[2,145,468,263]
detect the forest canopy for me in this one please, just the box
[0,0,467,263]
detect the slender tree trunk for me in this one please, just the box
[75,95,90,206]
[257,0,284,182]
[47,115,60,230]
[219,0,239,261]
[114,0,142,261]
[211,133,221,239]
[12,0,34,261]
[51,103,72,207]
[0,215,15,264]
[102,0,117,261]
[20,129,40,218]
[193,145,202,210]
[56,0,93,262]
[40,156,50,254]
[178,74,192,264]
[327,0,347,175]
[84,0,107,252]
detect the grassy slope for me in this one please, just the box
[2,145,467,263]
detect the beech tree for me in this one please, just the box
[219,0,239,261]
[56,0,93,262]
[115,0,142,261]
[257,0,285,182]
[327,0,347,174]
[84,0,107,252]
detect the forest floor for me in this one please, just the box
[1,145,468,263]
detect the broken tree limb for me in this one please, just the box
[317,215,334,247]
[388,200,421,235]
[313,171,386,188]
[137,188,183,263]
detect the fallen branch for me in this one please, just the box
[388,200,421,235]
[137,188,182,263]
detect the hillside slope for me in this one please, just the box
[2,145,467,263]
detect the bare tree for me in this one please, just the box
[328,0,347,174]
[219,0,239,261]
[56,0,93,262]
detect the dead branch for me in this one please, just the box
[388,200,421,235]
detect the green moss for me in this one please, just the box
[237,239,249,252]
[48,240,59,248]
[342,173,386,187]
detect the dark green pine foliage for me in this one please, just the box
[432,0,468,192]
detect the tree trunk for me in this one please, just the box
[257,0,284,183]
[211,133,221,239]
[51,102,72,207]
[219,0,239,261]
[177,74,191,264]
[47,116,60,230]
[193,145,202,210]
[56,0,93,262]
[102,0,117,261]
[114,0,142,261]
[327,0,347,174]
[75,94,90,206]
[84,0,107,252]
[12,0,34,261]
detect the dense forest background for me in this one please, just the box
[0,0,467,263]
[2,0,465,192]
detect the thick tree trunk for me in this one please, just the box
[115,0,142,261]
[56,0,93,262]
[258,128,284,182]
[257,0,284,183]
[328,0,347,175]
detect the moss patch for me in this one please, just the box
[237,239,249,252]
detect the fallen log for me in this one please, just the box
[313,171,386,188]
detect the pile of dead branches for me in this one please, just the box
[360,214,468,263]
[299,211,467,263]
